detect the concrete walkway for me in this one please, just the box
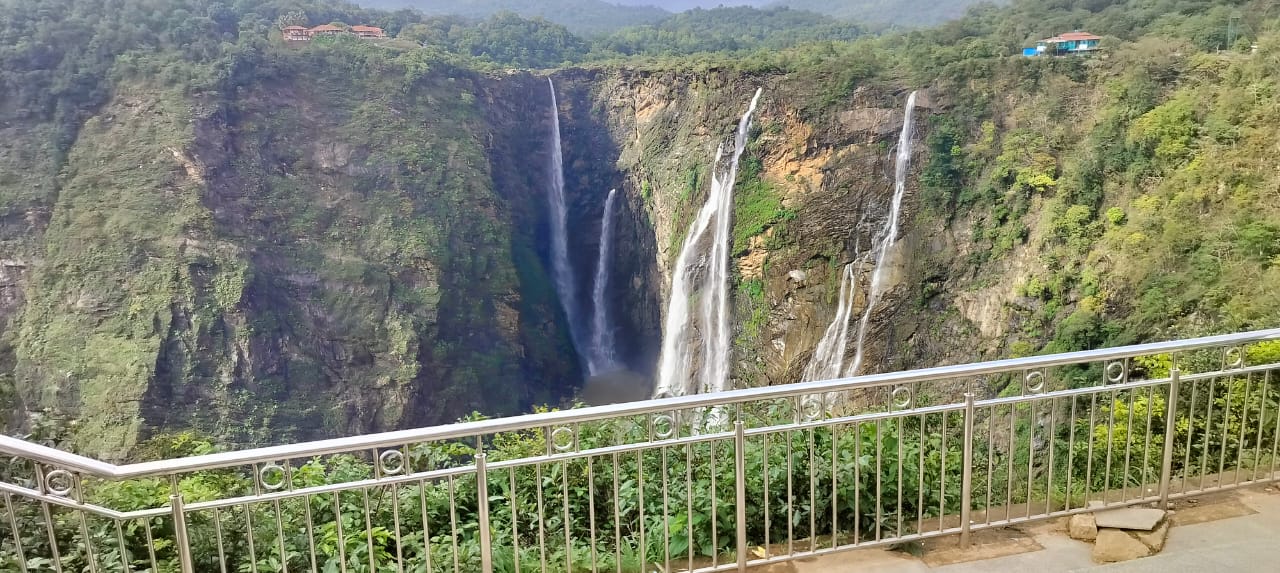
[772,485,1280,572]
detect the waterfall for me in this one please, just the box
[848,90,918,377]
[588,189,619,375]
[546,78,585,361]
[801,262,859,382]
[655,88,763,397]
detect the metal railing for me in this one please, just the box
[3,328,1280,572]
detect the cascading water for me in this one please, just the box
[801,261,859,382]
[546,78,585,361]
[655,89,763,397]
[848,90,919,377]
[588,189,619,375]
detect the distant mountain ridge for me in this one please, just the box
[612,0,999,26]
[359,0,670,35]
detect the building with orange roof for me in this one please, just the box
[350,25,387,39]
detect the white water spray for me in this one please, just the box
[546,78,585,360]
[588,189,619,375]
[801,262,860,382]
[848,90,918,377]
[655,88,763,397]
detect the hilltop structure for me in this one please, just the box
[1024,31,1102,56]
[283,24,386,42]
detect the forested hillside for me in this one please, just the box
[774,0,1000,26]
[359,0,670,35]
[0,0,1278,461]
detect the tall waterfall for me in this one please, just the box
[655,89,763,397]
[588,189,619,375]
[848,90,918,377]
[546,79,585,360]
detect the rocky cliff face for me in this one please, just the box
[0,62,1043,458]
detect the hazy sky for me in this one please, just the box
[608,1,769,10]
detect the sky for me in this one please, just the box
[607,1,769,10]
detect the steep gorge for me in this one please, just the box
[6,37,1279,458]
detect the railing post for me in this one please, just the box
[1159,368,1181,509]
[734,420,748,571]
[476,453,494,573]
[960,392,975,549]
[170,493,195,573]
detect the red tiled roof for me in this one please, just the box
[310,24,343,33]
[351,25,384,33]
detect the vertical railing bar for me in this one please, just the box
[762,432,771,554]
[916,413,926,534]
[1141,385,1155,500]
[1121,388,1136,502]
[448,477,460,573]
[34,466,64,573]
[1181,377,1199,495]
[1219,374,1235,484]
[1046,397,1058,516]
[477,454,493,573]
[875,419,883,542]
[611,451,621,573]
[960,393,975,548]
[810,426,818,549]
[1066,397,1077,513]
[588,456,599,573]
[1268,370,1280,480]
[1103,389,1117,505]
[1025,398,1036,520]
[212,506,227,573]
[1252,371,1269,483]
[171,493,195,573]
[418,480,433,573]
[536,463,547,573]
[638,449,648,572]
[985,406,994,526]
[662,446,671,571]
[509,468,520,573]
[686,441,695,573]
[1200,377,1218,492]
[361,487,376,573]
[562,453,572,573]
[1159,369,1181,508]
[853,423,862,544]
[303,492,319,573]
[1233,373,1252,486]
[831,423,839,549]
[3,492,29,573]
[1004,403,1014,523]
[735,421,748,571]
[74,475,99,573]
[242,502,257,573]
[1085,394,1097,506]
[941,408,950,529]
[333,492,348,573]
[788,428,796,552]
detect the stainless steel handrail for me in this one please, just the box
[3,327,1279,478]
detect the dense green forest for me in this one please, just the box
[359,0,670,35]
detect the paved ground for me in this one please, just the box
[764,485,1280,572]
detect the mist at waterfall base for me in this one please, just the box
[803,91,919,382]
[654,88,764,398]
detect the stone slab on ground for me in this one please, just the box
[1092,529,1152,563]
[1067,514,1098,541]
[1134,519,1171,553]
[1094,507,1166,531]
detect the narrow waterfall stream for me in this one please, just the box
[655,89,764,397]
[848,90,919,377]
[588,189,619,375]
[546,78,585,362]
[801,261,860,382]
